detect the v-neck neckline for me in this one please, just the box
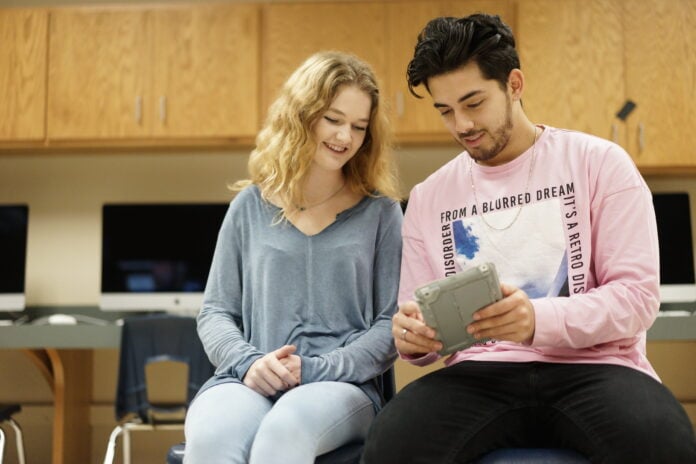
[262,189,370,238]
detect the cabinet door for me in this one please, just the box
[623,0,696,168]
[151,4,259,139]
[386,0,515,141]
[260,2,388,119]
[0,9,47,141]
[517,0,624,141]
[47,9,151,140]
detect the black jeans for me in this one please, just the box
[361,362,696,464]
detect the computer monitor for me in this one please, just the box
[100,203,228,313]
[0,205,29,311]
[652,192,696,303]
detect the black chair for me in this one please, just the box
[0,404,25,464]
[166,368,396,464]
[102,314,214,464]
[475,448,590,463]
[167,444,587,464]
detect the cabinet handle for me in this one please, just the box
[611,123,618,143]
[638,122,645,153]
[395,91,404,118]
[134,96,143,124]
[159,96,167,124]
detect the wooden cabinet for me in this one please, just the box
[1,0,693,156]
[386,0,515,141]
[517,0,624,142]
[0,9,47,142]
[517,0,696,169]
[260,2,388,120]
[47,4,259,143]
[151,5,259,139]
[623,0,696,168]
[261,1,514,142]
[48,9,150,140]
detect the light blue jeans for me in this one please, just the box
[183,381,375,464]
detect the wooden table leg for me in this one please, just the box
[23,349,93,464]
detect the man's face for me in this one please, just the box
[428,61,514,166]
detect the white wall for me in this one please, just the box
[0,145,457,306]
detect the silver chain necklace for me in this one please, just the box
[469,126,538,231]
[295,181,345,212]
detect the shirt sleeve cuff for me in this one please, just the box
[235,354,262,382]
[399,350,440,366]
[529,298,561,346]
[300,356,318,384]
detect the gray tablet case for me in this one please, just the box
[415,262,502,355]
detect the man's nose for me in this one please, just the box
[454,113,475,134]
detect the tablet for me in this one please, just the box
[414,262,502,355]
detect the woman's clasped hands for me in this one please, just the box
[243,345,302,396]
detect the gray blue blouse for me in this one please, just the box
[196,185,402,409]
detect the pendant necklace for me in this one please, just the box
[469,126,539,231]
[295,181,345,212]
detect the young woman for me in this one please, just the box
[183,51,403,463]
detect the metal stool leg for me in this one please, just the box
[7,419,25,464]
[103,425,123,464]
[0,427,5,464]
[123,425,131,464]
[0,405,24,464]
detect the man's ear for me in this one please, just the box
[508,69,524,101]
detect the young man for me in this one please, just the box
[362,14,696,464]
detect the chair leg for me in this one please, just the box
[103,425,123,464]
[7,419,25,464]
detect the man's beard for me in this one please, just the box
[458,97,513,163]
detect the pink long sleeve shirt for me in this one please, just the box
[400,126,661,380]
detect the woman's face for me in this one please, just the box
[311,85,372,174]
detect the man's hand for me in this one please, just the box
[243,345,301,396]
[467,283,536,344]
[392,301,443,355]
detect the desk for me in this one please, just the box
[648,313,696,340]
[0,308,122,464]
[0,311,694,464]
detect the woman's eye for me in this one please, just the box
[353,125,367,132]
[324,116,339,124]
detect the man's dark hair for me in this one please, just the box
[407,14,519,98]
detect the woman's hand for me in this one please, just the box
[280,353,302,385]
[244,345,301,396]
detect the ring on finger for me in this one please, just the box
[400,328,408,341]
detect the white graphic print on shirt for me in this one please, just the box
[438,181,584,298]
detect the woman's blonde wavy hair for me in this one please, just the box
[233,51,400,218]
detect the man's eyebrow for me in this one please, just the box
[433,90,484,109]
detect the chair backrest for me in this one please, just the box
[144,358,189,423]
[145,358,189,407]
[115,314,215,423]
[378,366,396,403]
